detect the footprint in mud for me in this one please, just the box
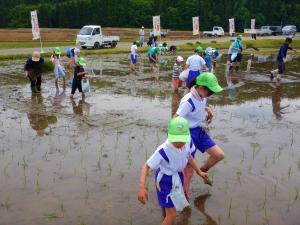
[213,134,229,143]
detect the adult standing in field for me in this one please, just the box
[130,41,138,72]
[229,35,243,72]
[148,47,161,71]
[270,37,297,81]
[24,51,44,93]
[139,26,145,47]
[184,47,207,91]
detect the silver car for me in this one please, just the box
[282,25,297,35]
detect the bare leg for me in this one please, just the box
[200,145,224,172]
[162,207,177,225]
[55,79,58,88]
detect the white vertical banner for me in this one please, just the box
[251,19,256,33]
[31,10,40,40]
[229,18,235,35]
[153,16,161,36]
[192,17,199,35]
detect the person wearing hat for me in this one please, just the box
[185,47,207,91]
[138,117,209,225]
[229,35,243,72]
[175,72,224,197]
[51,47,66,88]
[139,26,145,47]
[24,51,45,92]
[130,41,138,72]
[147,46,161,71]
[172,56,184,92]
[70,57,88,99]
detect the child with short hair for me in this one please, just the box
[51,47,65,87]
[130,41,138,72]
[138,117,209,225]
[172,56,184,92]
[70,57,88,99]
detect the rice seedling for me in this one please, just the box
[273,182,279,198]
[288,166,292,178]
[3,162,10,177]
[224,179,229,193]
[228,198,233,218]
[240,151,245,164]
[248,165,252,175]
[35,177,41,194]
[262,186,267,210]
[128,215,133,225]
[297,156,300,170]
[85,188,90,202]
[119,171,125,181]
[272,151,276,164]
[107,163,112,175]
[264,156,268,168]
[79,220,87,225]
[293,187,298,203]
[3,195,11,210]
[42,152,49,161]
[60,200,65,215]
[244,202,250,224]
[217,215,221,225]
[43,213,60,219]
[236,170,242,184]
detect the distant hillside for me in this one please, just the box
[0,0,299,31]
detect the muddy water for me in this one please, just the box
[0,53,300,225]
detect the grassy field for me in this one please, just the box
[0,41,75,49]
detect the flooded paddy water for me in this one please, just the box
[0,52,300,225]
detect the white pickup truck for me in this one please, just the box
[76,25,120,49]
[203,26,225,37]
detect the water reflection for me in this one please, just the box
[27,93,57,136]
[194,194,218,225]
[71,98,91,116]
[271,82,290,120]
[52,86,66,108]
[171,90,181,117]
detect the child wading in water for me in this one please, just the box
[138,117,209,225]
[175,72,224,196]
[70,57,88,99]
[51,47,65,88]
[172,56,184,92]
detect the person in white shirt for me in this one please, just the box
[138,117,208,225]
[139,26,145,47]
[130,41,138,72]
[175,72,224,197]
[185,47,207,92]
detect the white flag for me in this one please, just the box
[192,17,199,35]
[31,10,40,40]
[153,16,161,36]
[251,19,256,33]
[229,18,235,35]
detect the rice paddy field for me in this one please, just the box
[0,52,299,225]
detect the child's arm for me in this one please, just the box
[76,71,88,76]
[205,106,214,124]
[138,163,149,204]
[188,156,209,183]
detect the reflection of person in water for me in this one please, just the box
[193,194,218,225]
[27,93,57,136]
[271,82,288,119]
[226,72,239,100]
[71,98,90,116]
[52,86,66,108]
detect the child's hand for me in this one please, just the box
[197,170,210,184]
[205,106,214,124]
[138,187,148,204]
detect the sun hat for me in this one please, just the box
[156,47,161,52]
[237,34,243,40]
[196,72,223,93]
[176,56,184,62]
[32,51,41,62]
[167,117,191,143]
[53,47,62,55]
[78,57,87,66]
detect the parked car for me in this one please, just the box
[257,26,273,36]
[269,26,282,36]
[203,26,225,37]
[282,25,297,35]
[76,25,120,49]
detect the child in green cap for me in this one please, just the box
[175,72,224,197]
[138,117,209,225]
[70,57,88,99]
[51,47,66,88]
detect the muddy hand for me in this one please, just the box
[138,188,148,204]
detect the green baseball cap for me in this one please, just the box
[156,47,161,52]
[78,57,87,66]
[53,47,62,55]
[196,72,223,93]
[167,117,191,143]
[237,34,243,40]
[195,46,203,53]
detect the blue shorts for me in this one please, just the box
[186,70,200,87]
[155,168,184,208]
[54,66,65,80]
[190,127,216,157]
[131,54,137,65]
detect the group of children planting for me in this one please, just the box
[24,47,89,98]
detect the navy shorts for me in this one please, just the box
[148,55,156,64]
[131,54,137,65]
[231,53,242,63]
[190,127,216,157]
[155,168,184,208]
[277,61,285,74]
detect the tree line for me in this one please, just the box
[0,0,299,31]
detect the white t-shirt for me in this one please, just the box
[131,44,138,55]
[186,54,206,71]
[176,92,207,128]
[139,29,145,36]
[147,140,195,175]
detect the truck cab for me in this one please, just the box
[76,25,120,49]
